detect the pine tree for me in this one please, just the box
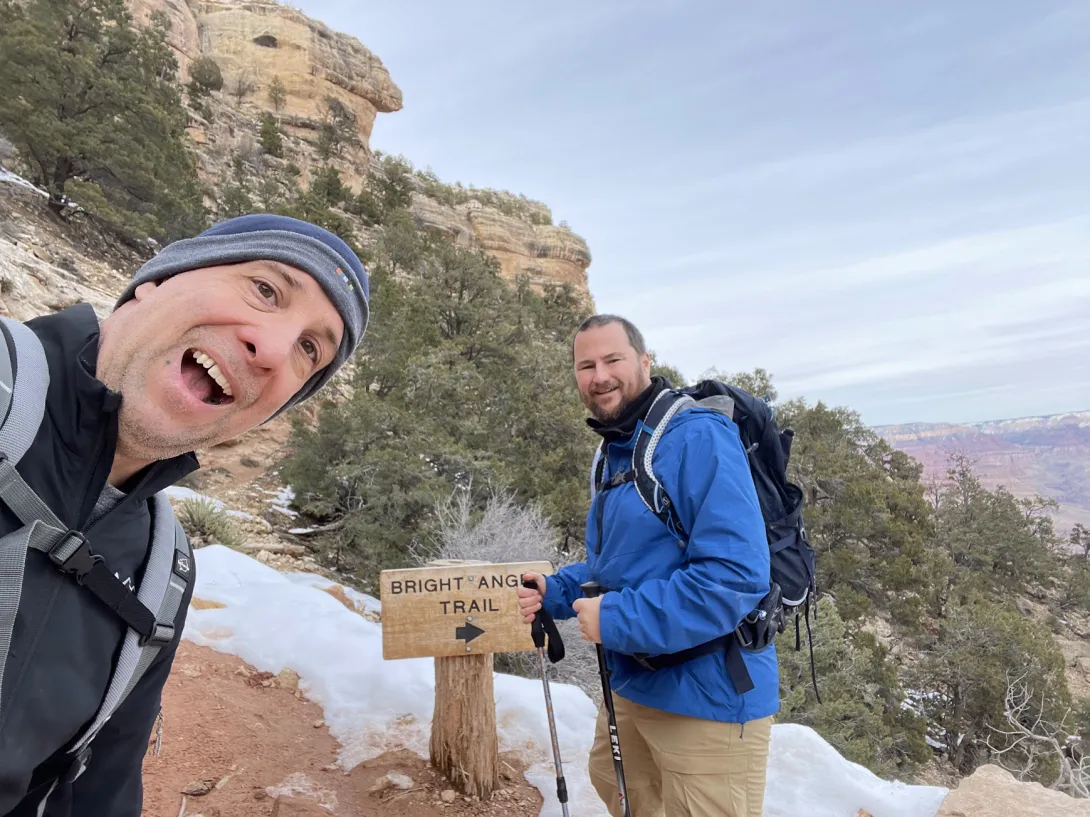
[259,112,283,158]
[0,0,205,241]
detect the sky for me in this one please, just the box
[295,1,1090,427]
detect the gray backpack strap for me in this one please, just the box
[0,317,50,716]
[0,317,49,460]
[65,492,192,779]
[630,391,695,520]
[589,441,605,499]
[0,317,194,797]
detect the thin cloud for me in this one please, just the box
[296,0,1090,425]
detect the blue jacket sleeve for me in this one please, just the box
[541,561,590,621]
[598,414,770,656]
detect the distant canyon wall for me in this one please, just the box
[877,412,1090,534]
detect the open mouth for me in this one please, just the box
[181,348,235,406]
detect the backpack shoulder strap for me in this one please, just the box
[631,389,740,540]
[0,316,50,717]
[589,440,606,498]
[0,316,49,462]
[65,492,193,778]
[629,389,695,536]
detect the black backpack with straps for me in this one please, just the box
[590,379,821,701]
[0,315,193,797]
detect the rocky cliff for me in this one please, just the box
[409,194,592,299]
[129,0,402,148]
[876,411,1090,535]
[125,0,593,304]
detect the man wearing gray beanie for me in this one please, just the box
[0,214,370,817]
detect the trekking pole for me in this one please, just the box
[580,581,630,817]
[523,579,570,817]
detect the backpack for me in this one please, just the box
[0,316,192,792]
[590,379,821,701]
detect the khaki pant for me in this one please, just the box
[588,694,773,817]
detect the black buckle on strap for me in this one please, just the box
[61,745,92,784]
[48,531,103,584]
[141,622,176,648]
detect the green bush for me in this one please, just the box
[188,56,223,94]
[778,597,931,778]
[175,498,245,549]
[259,112,283,158]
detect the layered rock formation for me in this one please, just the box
[410,195,593,302]
[123,0,593,303]
[936,764,1090,816]
[128,0,403,148]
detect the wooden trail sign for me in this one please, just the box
[379,560,553,661]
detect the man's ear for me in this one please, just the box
[640,352,652,377]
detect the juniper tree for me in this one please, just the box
[0,0,204,240]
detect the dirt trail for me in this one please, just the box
[141,642,544,817]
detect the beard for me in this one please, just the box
[585,383,632,422]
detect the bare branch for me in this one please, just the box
[418,482,602,702]
[986,671,1089,798]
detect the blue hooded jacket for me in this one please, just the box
[542,406,780,724]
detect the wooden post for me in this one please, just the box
[378,558,553,800]
[426,559,497,799]
[430,650,499,798]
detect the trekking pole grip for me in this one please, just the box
[581,580,602,599]
[523,578,546,649]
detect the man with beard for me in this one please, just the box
[517,314,778,817]
[0,214,369,817]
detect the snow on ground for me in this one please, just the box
[0,168,48,196]
[283,570,383,617]
[265,485,298,518]
[184,545,949,817]
[165,486,227,510]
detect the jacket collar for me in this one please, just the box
[34,304,200,501]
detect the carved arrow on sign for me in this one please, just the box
[455,621,485,643]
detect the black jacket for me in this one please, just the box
[0,305,198,817]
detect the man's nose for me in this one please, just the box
[236,323,296,372]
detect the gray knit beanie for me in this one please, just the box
[115,214,370,417]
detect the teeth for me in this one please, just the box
[191,350,233,397]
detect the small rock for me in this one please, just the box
[368,771,414,794]
[277,668,300,690]
[271,795,330,815]
[181,778,217,796]
[312,718,324,728]
[440,789,457,803]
